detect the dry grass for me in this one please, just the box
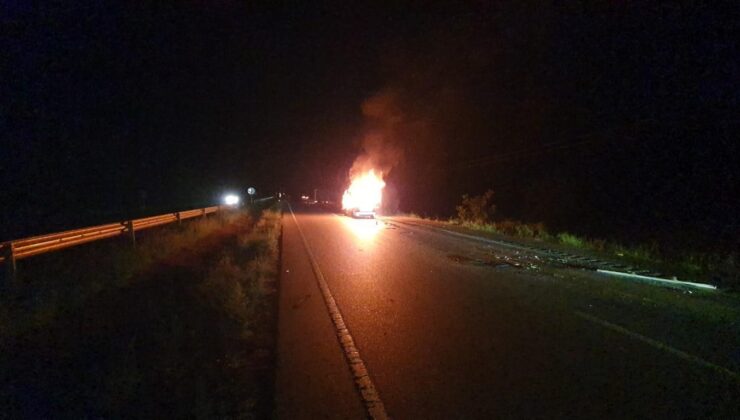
[200,208,282,336]
[0,204,284,418]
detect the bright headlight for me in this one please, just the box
[223,194,240,206]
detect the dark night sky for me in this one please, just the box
[2,2,738,250]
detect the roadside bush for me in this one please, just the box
[460,221,499,233]
[587,238,607,252]
[232,208,281,297]
[515,224,535,238]
[530,222,551,240]
[613,242,658,263]
[199,255,250,329]
[713,253,739,290]
[557,232,585,248]
[456,190,496,224]
[494,219,517,236]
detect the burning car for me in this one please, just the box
[342,169,384,218]
[344,204,378,218]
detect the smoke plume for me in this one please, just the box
[348,89,407,180]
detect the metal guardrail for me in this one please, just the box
[1,206,221,279]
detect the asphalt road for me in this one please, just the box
[275,207,739,419]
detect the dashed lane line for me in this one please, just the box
[574,310,738,381]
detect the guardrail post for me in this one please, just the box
[4,242,17,285]
[126,220,136,247]
[202,208,207,219]
[176,212,182,226]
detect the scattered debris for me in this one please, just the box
[483,256,523,269]
[447,253,528,270]
[447,254,474,264]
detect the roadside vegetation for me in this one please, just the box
[1,211,242,338]
[409,191,738,290]
[0,203,282,418]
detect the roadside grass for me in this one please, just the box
[398,214,739,290]
[0,211,244,339]
[0,205,283,418]
[182,207,281,417]
[556,232,585,248]
[199,207,281,336]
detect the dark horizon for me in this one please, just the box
[3,2,738,251]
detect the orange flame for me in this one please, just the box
[342,169,385,211]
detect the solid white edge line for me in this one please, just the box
[574,311,738,381]
[287,203,389,420]
[596,269,716,291]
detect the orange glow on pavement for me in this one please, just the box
[340,217,382,242]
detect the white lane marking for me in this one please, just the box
[288,205,389,419]
[574,310,739,381]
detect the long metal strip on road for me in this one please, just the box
[287,204,389,420]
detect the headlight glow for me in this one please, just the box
[223,194,240,206]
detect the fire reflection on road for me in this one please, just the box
[339,216,382,242]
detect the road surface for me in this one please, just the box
[275,206,739,419]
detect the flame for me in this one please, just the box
[342,169,385,211]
